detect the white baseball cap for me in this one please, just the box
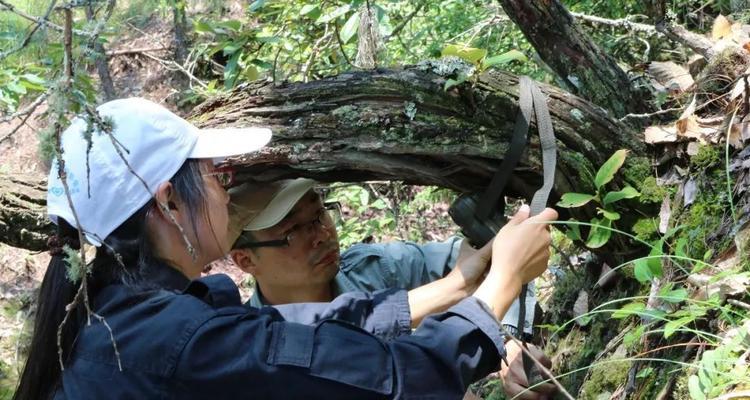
[227,178,316,246]
[47,97,272,246]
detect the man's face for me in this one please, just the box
[233,190,341,290]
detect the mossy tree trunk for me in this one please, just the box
[498,0,650,117]
[4,65,645,259]
[0,173,50,251]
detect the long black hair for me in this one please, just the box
[13,159,208,400]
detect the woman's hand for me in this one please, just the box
[491,205,558,285]
[472,205,557,320]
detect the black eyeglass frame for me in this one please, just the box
[234,202,341,249]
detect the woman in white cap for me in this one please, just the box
[14,98,558,400]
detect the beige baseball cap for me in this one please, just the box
[227,178,316,246]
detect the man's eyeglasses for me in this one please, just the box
[235,202,342,249]
[203,167,236,188]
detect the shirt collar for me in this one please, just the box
[141,260,191,292]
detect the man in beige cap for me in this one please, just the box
[227,178,556,399]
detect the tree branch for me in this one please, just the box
[0,92,48,145]
[0,0,93,37]
[571,12,661,35]
[383,2,425,44]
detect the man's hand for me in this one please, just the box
[500,340,557,400]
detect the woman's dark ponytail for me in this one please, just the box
[13,220,83,400]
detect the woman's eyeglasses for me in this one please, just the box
[203,167,236,188]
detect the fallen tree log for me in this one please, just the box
[1,64,645,251]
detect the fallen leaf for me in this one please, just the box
[730,68,750,100]
[730,123,746,148]
[644,125,678,144]
[649,61,695,93]
[596,263,617,288]
[684,178,697,207]
[712,15,732,40]
[676,96,697,134]
[687,273,749,301]
[573,290,589,326]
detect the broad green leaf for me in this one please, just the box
[316,5,350,24]
[647,244,664,279]
[216,20,242,31]
[6,81,26,94]
[603,186,640,205]
[241,65,259,82]
[566,220,582,241]
[249,0,265,12]
[598,208,621,221]
[19,79,45,91]
[633,259,653,283]
[482,50,527,68]
[340,12,360,44]
[612,302,645,319]
[21,73,45,85]
[557,193,595,208]
[251,59,273,69]
[194,20,214,34]
[300,4,320,17]
[688,375,707,400]
[441,44,487,64]
[623,324,645,347]
[660,288,687,304]
[636,367,653,379]
[594,149,629,190]
[664,316,694,338]
[222,42,244,56]
[223,51,242,89]
[586,218,611,248]
[444,75,467,91]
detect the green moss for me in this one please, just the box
[632,217,659,242]
[691,144,722,170]
[579,355,630,400]
[623,155,653,189]
[638,176,667,204]
[560,151,597,194]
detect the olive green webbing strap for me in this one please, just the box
[516,76,557,384]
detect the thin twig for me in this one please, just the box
[106,46,171,56]
[0,0,57,62]
[54,5,124,373]
[383,2,425,44]
[0,92,48,145]
[727,299,750,310]
[0,0,93,37]
[498,325,575,400]
[302,26,332,82]
[139,52,208,89]
[333,22,352,67]
[619,106,683,121]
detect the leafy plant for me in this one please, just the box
[440,43,527,89]
[557,149,640,248]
